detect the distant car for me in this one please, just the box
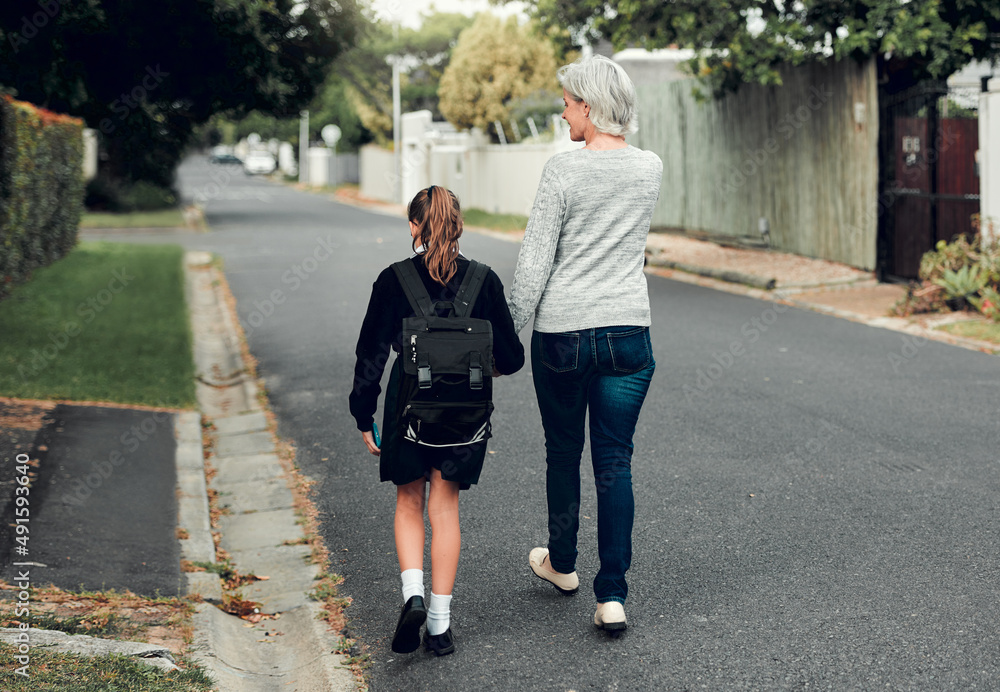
[211,153,243,165]
[243,151,276,175]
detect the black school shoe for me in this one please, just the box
[422,628,456,656]
[391,596,427,654]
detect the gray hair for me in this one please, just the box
[557,54,638,136]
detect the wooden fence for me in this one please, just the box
[631,58,879,269]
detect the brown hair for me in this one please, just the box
[408,185,463,285]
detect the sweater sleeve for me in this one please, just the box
[348,269,399,432]
[484,278,525,376]
[508,161,567,333]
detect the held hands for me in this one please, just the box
[362,430,380,456]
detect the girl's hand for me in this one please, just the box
[362,430,380,456]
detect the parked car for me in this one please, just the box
[243,151,276,175]
[211,153,243,165]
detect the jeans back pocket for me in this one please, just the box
[607,328,652,374]
[538,332,580,373]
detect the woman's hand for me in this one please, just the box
[362,430,380,456]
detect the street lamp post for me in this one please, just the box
[299,110,309,185]
[391,55,401,204]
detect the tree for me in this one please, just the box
[0,0,360,189]
[205,73,372,153]
[438,14,559,141]
[338,10,475,145]
[495,0,1000,96]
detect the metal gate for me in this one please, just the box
[876,83,981,280]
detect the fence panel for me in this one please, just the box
[631,58,879,269]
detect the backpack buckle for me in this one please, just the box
[417,365,432,389]
[469,352,483,390]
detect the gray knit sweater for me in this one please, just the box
[508,145,663,333]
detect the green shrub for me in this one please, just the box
[85,176,177,212]
[970,286,1000,323]
[0,96,84,299]
[898,234,1000,317]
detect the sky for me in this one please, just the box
[370,0,526,29]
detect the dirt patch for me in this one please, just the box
[0,582,194,654]
[791,283,909,318]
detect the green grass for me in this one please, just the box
[936,317,1000,344]
[0,242,196,407]
[0,645,213,691]
[463,208,528,233]
[17,612,126,637]
[80,210,186,229]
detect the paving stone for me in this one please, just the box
[214,411,269,436]
[218,509,301,552]
[215,431,274,458]
[228,545,320,615]
[216,478,294,514]
[212,455,284,485]
[186,572,223,604]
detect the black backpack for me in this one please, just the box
[392,258,494,448]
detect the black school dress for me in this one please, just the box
[349,254,525,488]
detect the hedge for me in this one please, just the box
[0,95,84,299]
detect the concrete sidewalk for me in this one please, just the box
[182,251,356,691]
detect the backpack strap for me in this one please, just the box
[392,259,434,317]
[453,260,491,318]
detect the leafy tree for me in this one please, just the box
[494,0,1000,95]
[0,0,360,190]
[206,73,372,153]
[339,10,475,145]
[438,14,559,142]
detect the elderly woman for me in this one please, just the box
[508,54,662,635]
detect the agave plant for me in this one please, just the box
[932,265,988,310]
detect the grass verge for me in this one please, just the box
[0,583,211,690]
[0,647,213,691]
[463,208,528,233]
[0,242,196,407]
[80,210,187,229]
[935,317,1000,344]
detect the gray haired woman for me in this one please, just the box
[508,54,662,635]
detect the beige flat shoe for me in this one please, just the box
[594,601,627,635]
[528,547,579,595]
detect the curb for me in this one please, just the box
[645,264,999,356]
[181,251,356,691]
[645,254,777,290]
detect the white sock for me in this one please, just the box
[401,569,424,603]
[426,592,452,636]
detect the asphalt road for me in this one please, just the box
[113,156,1000,690]
[0,405,182,597]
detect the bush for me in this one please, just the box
[85,176,177,212]
[0,96,84,299]
[894,234,1000,321]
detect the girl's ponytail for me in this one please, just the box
[408,186,463,285]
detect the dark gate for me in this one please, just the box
[877,83,981,280]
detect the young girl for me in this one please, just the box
[349,185,524,656]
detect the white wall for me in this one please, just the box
[980,83,1000,242]
[361,111,576,215]
[360,144,396,202]
[82,128,98,181]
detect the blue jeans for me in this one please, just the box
[530,326,655,604]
